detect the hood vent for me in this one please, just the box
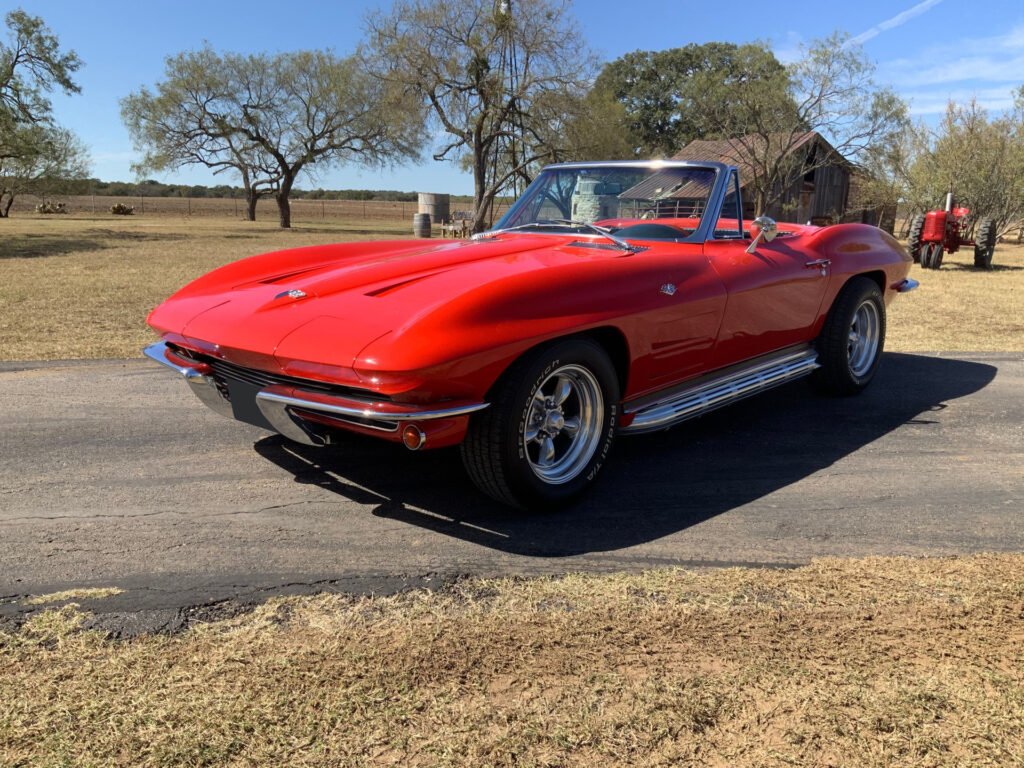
[364,269,453,297]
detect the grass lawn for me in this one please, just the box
[0,213,1022,360]
[3,554,1023,766]
[2,215,1022,766]
[0,215,413,360]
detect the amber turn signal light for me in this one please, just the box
[401,424,426,450]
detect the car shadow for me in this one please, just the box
[253,353,997,557]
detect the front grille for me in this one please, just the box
[168,343,388,402]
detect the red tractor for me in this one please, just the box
[907,192,997,270]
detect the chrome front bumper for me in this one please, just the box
[143,342,234,419]
[144,341,488,446]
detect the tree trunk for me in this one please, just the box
[471,151,489,234]
[276,174,294,229]
[0,193,12,218]
[246,192,258,222]
[754,187,768,218]
[276,194,291,229]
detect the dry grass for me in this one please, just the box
[1,214,1021,361]
[2,554,1023,766]
[886,241,1024,352]
[22,587,124,606]
[0,214,413,360]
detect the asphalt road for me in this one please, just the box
[1,352,1021,631]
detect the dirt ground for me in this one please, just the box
[2,554,1023,767]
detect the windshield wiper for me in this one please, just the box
[552,219,636,253]
[477,219,636,253]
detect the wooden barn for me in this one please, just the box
[672,131,890,230]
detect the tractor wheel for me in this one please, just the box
[920,243,934,269]
[907,213,926,264]
[974,218,996,269]
[922,242,944,269]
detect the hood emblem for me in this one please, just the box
[660,283,677,296]
[275,289,307,300]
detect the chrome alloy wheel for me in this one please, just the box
[522,364,604,485]
[848,299,881,378]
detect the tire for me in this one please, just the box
[907,213,926,264]
[920,242,932,269]
[974,218,996,269]
[461,338,619,510]
[812,277,886,396]
[921,242,943,269]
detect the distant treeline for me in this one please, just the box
[61,178,476,203]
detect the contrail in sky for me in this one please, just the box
[848,0,944,45]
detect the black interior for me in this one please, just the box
[610,223,692,240]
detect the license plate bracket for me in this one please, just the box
[227,379,275,431]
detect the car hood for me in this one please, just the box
[148,234,628,375]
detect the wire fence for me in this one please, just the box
[8,194,511,223]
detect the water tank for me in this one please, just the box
[418,192,450,223]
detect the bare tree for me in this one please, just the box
[123,48,424,228]
[366,0,595,233]
[689,33,908,215]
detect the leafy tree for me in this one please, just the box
[690,34,908,215]
[0,10,83,217]
[122,48,281,221]
[0,123,88,216]
[595,43,792,158]
[123,48,424,228]
[908,97,1024,236]
[366,0,596,233]
[0,9,81,131]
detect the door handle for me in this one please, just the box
[804,259,831,269]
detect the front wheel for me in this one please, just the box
[461,339,619,509]
[812,277,886,396]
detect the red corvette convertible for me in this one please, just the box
[146,161,917,509]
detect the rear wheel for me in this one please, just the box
[907,213,926,264]
[461,339,619,510]
[813,277,886,396]
[974,218,996,269]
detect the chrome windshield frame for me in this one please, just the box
[490,160,735,245]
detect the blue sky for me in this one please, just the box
[8,0,1024,194]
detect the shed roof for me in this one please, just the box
[671,131,853,187]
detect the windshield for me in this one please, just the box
[492,164,719,242]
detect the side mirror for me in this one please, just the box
[745,216,778,254]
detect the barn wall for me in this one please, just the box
[811,162,850,221]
